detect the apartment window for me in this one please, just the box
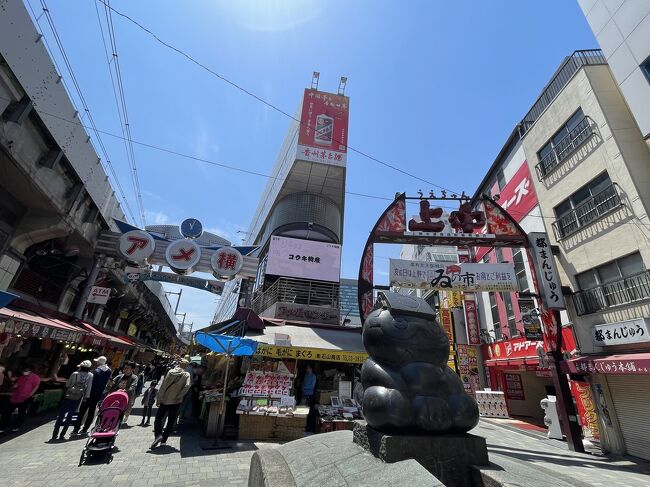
[512,248,529,293]
[496,169,506,191]
[642,55,650,84]
[552,172,620,238]
[536,108,594,177]
[574,252,649,315]
[489,292,502,340]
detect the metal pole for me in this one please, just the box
[74,254,104,319]
[218,356,231,438]
[174,289,183,315]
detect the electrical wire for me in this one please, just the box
[95,0,462,196]
[33,0,137,224]
[102,0,146,227]
[4,93,650,234]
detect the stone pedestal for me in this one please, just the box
[353,421,489,487]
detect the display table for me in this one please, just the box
[238,412,308,442]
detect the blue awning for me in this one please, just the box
[194,332,258,357]
[0,291,18,309]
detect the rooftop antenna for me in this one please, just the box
[338,76,348,95]
[311,71,320,90]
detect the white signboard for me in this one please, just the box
[592,318,650,347]
[87,286,111,304]
[266,236,341,283]
[211,247,243,278]
[118,230,155,263]
[528,232,565,309]
[165,239,201,275]
[389,259,518,291]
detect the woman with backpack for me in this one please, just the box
[51,360,93,441]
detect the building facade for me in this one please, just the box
[578,0,650,140]
[519,49,650,459]
[0,0,180,361]
[339,278,361,326]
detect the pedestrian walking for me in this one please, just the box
[150,359,190,449]
[73,356,111,435]
[0,364,40,433]
[140,380,158,426]
[135,364,145,397]
[108,361,138,424]
[52,360,93,440]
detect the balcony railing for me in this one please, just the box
[552,183,622,239]
[252,277,340,315]
[573,270,650,316]
[520,50,607,132]
[535,116,596,179]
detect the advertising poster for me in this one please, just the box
[456,344,480,395]
[519,298,543,340]
[239,371,293,397]
[297,89,349,166]
[390,259,517,291]
[504,373,525,400]
[440,308,454,344]
[266,236,341,283]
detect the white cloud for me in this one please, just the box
[144,210,170,225]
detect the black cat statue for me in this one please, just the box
[361,292,479,433]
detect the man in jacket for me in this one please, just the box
[151,359,191,448]
[109,361,138,423]
[73,356,112,435]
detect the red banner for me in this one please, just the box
[297,89,349,165]
[440,308,453,343]
[463,295,481,345]
[570,380,600,440]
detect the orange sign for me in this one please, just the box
[440,308,454,343]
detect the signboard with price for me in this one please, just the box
[254,344,367,364]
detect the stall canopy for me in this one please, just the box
[0,307,86,343]
[0,290,18,308]
[195,332,259,357]
[196,308,265,336]
[78,322,134,350]
[246,323,367,364]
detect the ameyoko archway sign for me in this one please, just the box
[96,218,259,294]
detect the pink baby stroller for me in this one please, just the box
[78,390,129,466]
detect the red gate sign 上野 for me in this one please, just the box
[118,230,155,263]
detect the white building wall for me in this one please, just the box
[579,0,650,138]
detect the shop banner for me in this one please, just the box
[297,88,349,166]
[463,294,481,345]
[0,318,84,343]
[563,355,650,375]
[239,371,293,397]
[484,336,543,361]
[440,308,454,343]
[390,259,517,291]
[528,232,565,309]
[592,318,650,347]
[504,373,525,400]
[570,380,600,440]
[266,236,341,283]
[254,344,368,364]
[88,286,111,304]
[456,344,480,395]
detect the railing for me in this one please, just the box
[552,183,621,239]
[252,277,340,315]
[573,270,650,315]
[520,50,607,132]
[535,116,596,178]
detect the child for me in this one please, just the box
[140,380,158,426]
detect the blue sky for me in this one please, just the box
[27,0,597,326]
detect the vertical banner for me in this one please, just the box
[456,344,480,395]
[528,232,565,309]
[518,298,543,340]
[570,381,600,440]
[440,308,454,344]
[463,294,481,345]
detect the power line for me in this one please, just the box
[101,0,146,227]
[95,0,462,195]
[5,92,650,234]
[33,0,137,224]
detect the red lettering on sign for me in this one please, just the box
[126,236,149,255]
[172,248,196,262]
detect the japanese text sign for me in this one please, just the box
[504,373,525,400]
[497,161,537,222]
[440,308,454,343]
[390,259,518,292]
[254,344,368,364]
[87,286,111,304]
[463,295,481,345]
[297,89,349,167]
[592,318,649,347]
[528,232,565,309]
[266,236,341,283]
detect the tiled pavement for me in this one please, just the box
[2,408,650,486]
[0,405,278,487]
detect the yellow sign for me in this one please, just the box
[448,291,463,308]
[448,350,457,373]
[127,322,138,337]
[254,344,368,364]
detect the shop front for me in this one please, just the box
[482,336,554,424]
[239,322,366,440]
